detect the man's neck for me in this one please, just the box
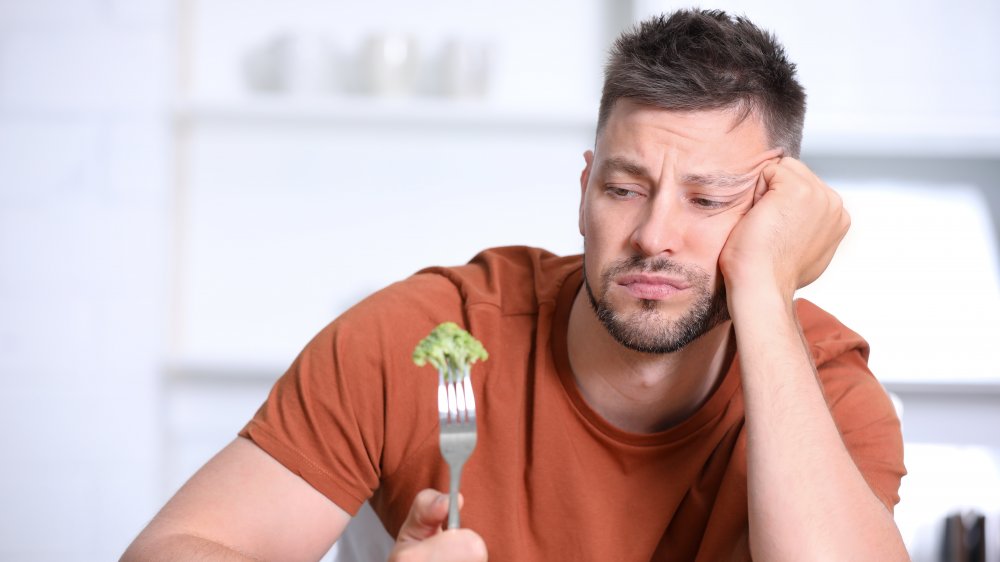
[566,287,735,434]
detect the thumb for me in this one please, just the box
[397,489,463,544]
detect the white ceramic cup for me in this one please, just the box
[361,33,420,97]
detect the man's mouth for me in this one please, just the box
[616,273,690,300]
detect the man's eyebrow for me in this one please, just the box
[600,157,758,190]
[681,171,757,191]
[600,156,651,178]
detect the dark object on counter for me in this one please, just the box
[941,511,985,562]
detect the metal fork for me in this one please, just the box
[438,366,478,529]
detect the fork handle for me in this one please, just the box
[447,461,464,529]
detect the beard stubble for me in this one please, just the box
[583,255,730,354]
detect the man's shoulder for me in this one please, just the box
[794,298,870,367]
[413,246,583,315]
[328,246,580,349]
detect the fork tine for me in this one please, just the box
[446,371,458,422]
[437,369,448,421]
[453,378,465,422]
[462,372,476,421]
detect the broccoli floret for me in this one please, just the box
[412,322,488,380]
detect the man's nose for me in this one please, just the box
[629,195,686,257]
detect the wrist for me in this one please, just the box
[724,273,795,317]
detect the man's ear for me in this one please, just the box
[579,149,594,237]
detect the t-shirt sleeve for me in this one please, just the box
[818,348,906,513]
[239,272,464,516]
[238,315,385,515]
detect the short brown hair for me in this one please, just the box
[599,9,806,157]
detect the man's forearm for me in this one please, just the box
[730,286,908,561]
[121,533,263,562]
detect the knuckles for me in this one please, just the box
[390,529,488,562]
[456,530,490,561]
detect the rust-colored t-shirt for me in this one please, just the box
[240,246,904,561]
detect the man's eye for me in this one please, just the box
[690,197,726,209]
[606,186,640,199]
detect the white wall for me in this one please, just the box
[0,1,172,559]
[636,0,1000,125]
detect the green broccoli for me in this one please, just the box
[412,322,488,381]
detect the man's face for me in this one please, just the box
[578,99,773,353]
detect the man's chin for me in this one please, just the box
[581,256,728,353]
[607,289,691,316]
[587,288,729,354]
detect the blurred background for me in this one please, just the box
[1,0,998,560]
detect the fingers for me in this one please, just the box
[759,157,801,188]
[397,490,465,543]
[758,157,840,212]
[392,489,487,562]
[731,156,852,292]
[752,171,768,205]
[754,147,784,166]
[397,529,489,562]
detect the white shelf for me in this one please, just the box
[802,113,1000,160]
[164,357,288,383]
[173,95,598,133]
[883,380,1000,396]
[174,95,1000,160]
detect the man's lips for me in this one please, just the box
[616,273,691,300]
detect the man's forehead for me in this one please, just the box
[602,98,756,134]
[597,100,770,159]
[592,147,756,179]
[595,153,757,191]
[594,101,770,174]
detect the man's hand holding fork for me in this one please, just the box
[389,489,488,562]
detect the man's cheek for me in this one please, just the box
[688,218,737,250]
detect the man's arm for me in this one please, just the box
[720,158,909,561]
[122,438,488,561]
[122,437,350,561]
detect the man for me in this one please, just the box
[124,9,907,561]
